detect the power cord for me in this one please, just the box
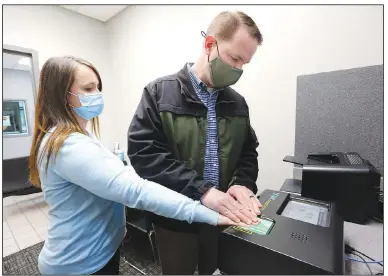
[345,244,384,275]
[346,253,374,275]
[345,244,383,267]
[372,216,383,223]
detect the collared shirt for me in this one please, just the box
[187,63,223,188]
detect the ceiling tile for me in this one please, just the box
[61,5,128,22]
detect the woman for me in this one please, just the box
[29,56,241,275]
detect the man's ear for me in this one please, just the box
[204,36,217,55]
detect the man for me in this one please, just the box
[127,11,263,275]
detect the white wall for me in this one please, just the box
[3,5,116,148]
[106,5,383,192]
[3,69,36,159]
[3,5,383,192]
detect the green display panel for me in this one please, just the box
[233,217,274,235]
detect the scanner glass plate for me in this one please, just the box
[281,199,329,227]
[234,218,274,235]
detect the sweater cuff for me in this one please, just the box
[192,202,219,226]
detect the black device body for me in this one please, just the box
[283,152,381,224]
[218,189,344,275]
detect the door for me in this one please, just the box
[3,46,39,160]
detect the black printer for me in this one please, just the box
[283,152,381,224]
[218,189,344,275]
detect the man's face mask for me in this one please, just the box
[203,31,243,89]
[68,91,104,120]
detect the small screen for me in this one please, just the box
[281,199,329,227]
[236,218,274,235]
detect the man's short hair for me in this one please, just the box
[206,11,263,45]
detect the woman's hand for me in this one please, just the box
[217,214,261,226]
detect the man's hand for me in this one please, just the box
[201,188,259,224]
[227,185,262,216]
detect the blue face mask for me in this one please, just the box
[68,91,104,120]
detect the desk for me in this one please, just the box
[344,221,383,274]
[281,179,383,275]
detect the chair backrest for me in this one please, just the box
[126,207,153,231]
[126,207,144,220]
[3,156,30,184]
[3,156,43,197]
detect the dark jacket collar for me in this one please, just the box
[176,63,201,103]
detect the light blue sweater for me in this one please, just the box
[37,129,219,274]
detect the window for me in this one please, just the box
[3,100,29,135]
[3,46,39,141]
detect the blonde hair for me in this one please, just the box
[206,11,263,44]
[29,56,101,187]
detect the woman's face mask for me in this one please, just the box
[68,91,104,120]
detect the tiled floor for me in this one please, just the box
[3,193,49,257]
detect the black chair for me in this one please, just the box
[3,156,42,198]
[121,207,159,274]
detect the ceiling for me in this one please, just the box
[60,5,128,22]
[3,52,31,71]
[3,6,128,71]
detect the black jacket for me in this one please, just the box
[127,63,259,231]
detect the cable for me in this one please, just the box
[345,244,383,267]
[372,216,383,223]
[353,249,384,267]
[348,252,374,275]
[346,257,383,265]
